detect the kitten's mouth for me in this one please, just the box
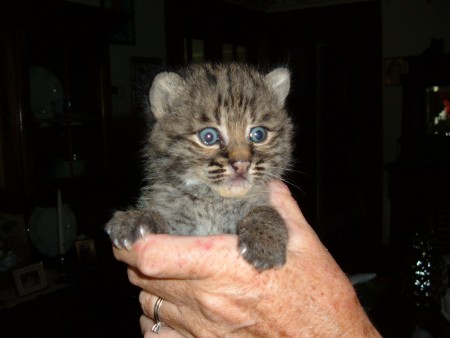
[214,175,251,198]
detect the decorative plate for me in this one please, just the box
[29,66,64,118]
[28,205,77,257]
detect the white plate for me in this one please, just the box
[29,66,64,118]
[28,205,77,257]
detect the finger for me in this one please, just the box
[129,268,196,306]
[139,291,193,337]
[268,180,307,225]
[139,290,170,321]
[113,234,238,278]
[113,245,138,266]
[268,180,318,247]
[269,181,311,230]
[140,315,183,338]
[139,292,175,330]
[129,234,248,279]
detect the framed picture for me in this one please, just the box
[75,239,97,266]
[131,57,162,112]
[104,0,135,45]
[384,58,408,86]
[13,262,47,296]
[0,212,32,272]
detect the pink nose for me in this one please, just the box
[231,161,250,174]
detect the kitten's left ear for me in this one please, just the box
[265,68,290,107]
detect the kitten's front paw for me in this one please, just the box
[105,210,152,250]
[239,235,286,271]
[237,207,288,271]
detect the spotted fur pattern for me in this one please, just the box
[106,63,293,270]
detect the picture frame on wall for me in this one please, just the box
[131,57,162,112]
[384,58,408,86]
[13,262,48,296]
[0,212,32,272]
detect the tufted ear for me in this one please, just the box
[265,68,290,107]
[149,71,184,120]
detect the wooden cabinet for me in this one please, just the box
[0,0,122,235]
[386,161,450,253]
[1,1,113,206]
[0,264,142,337]
[399,53,450,161]
[387,52,450,253]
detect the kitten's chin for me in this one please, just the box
[214,181,251,198]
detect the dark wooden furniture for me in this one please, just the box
[0,262,142,338]
[387,161,450,253]
[0,0,126,238]
[387,53,450,253]
[384,52,450,337]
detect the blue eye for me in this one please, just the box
[249,127,267,143]
[198,128,220,145]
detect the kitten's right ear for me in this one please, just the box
[149,71,184,120]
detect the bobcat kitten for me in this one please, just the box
[106,63,293,270]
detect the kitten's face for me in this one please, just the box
[186,113,290,198]
[149,63,293,198]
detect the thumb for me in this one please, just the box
[268,180,317,248]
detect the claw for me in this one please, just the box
[139,225,147,238]
[240,245,248,255]
[123,239,133,250]
[113,239,122,249]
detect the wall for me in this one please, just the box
[108,0,165,203]
[381,0,450,244]
[109,0,166,119]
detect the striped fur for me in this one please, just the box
[106,63,294,270]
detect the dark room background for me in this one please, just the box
[1,0,450,337]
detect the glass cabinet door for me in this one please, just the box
[25,25,109,182]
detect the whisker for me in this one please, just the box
[264,172,307,196]
[284,167,312,178]
[284,158,312,178]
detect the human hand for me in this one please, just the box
[113,181,380,337]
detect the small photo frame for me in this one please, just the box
[384,58,408,86]
[13,262,48,296]
[75,239,97,266]
[0,212,32,272]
